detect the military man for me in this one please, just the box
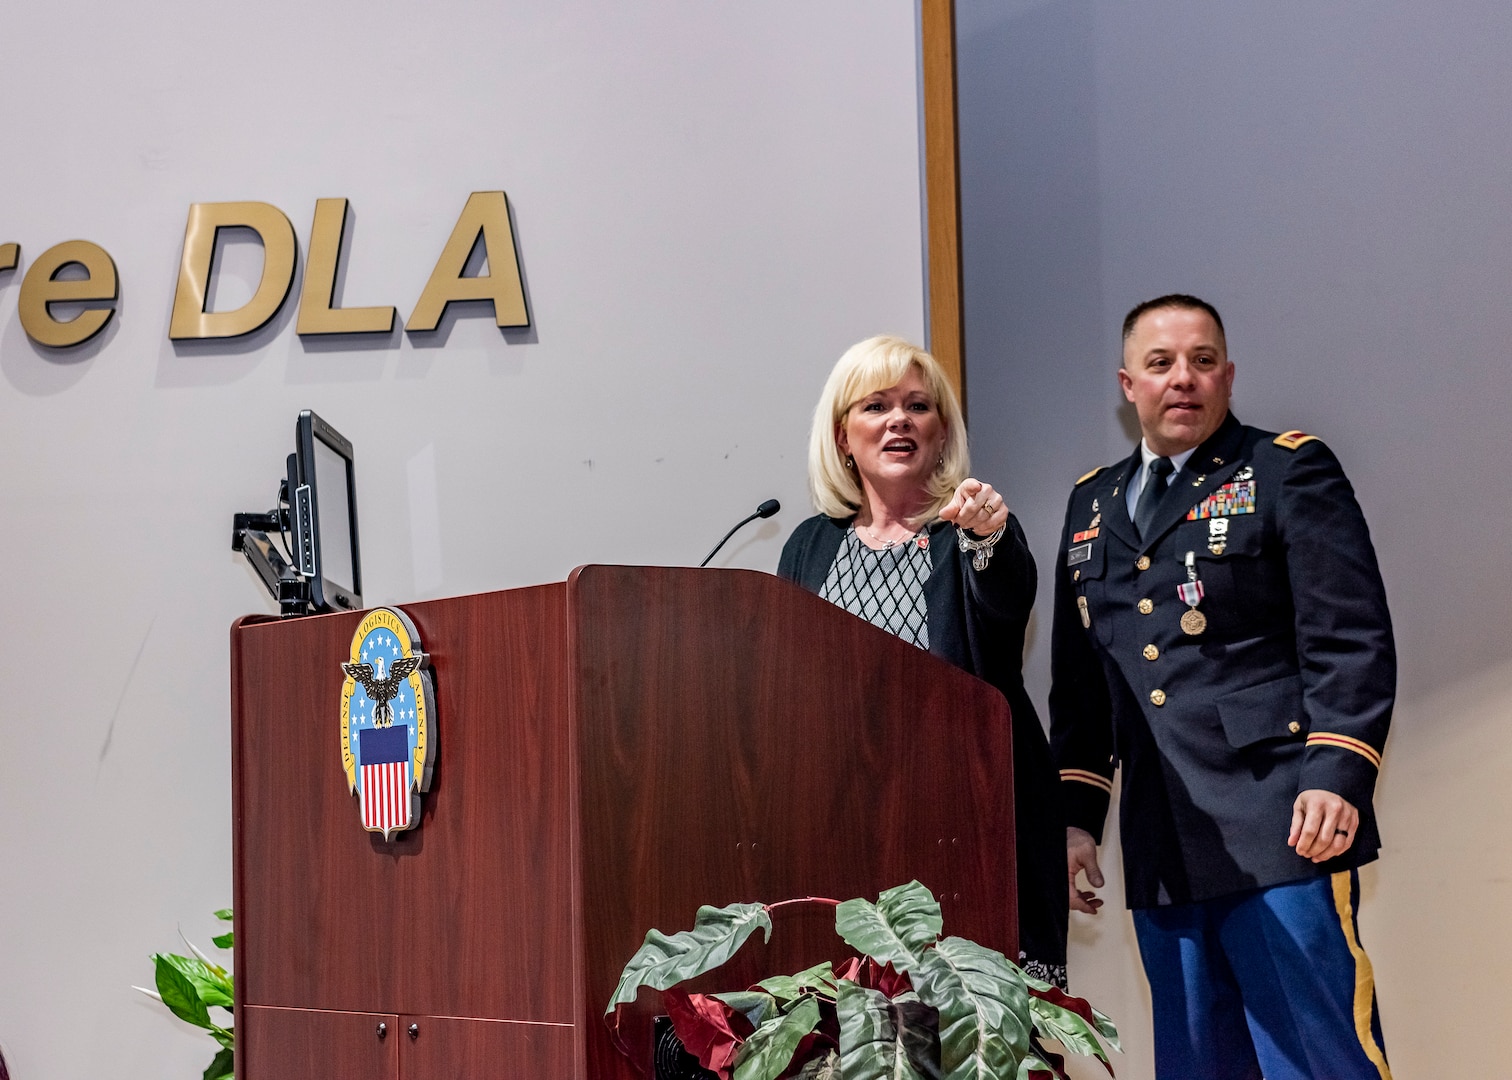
[1050,295,1394,1079]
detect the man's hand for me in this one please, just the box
[1067,826,1105,914]
[1288,788,1359,863]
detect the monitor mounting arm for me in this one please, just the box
[231,494,313,618]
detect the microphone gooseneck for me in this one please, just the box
[700,499,781,567]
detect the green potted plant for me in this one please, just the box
[134,908,235,1080]
[607,881,1117,1080]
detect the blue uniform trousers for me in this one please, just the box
[1131,870,1391,1080]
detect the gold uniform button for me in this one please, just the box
[1143,644,1159,661]
[1150,688,1166,706]
[1136,555,1152,571]
[1288,721,1301,734]
[1138,598,1154,614]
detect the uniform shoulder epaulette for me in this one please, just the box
[1075,466,1107,486]
[1273,430,1320,451]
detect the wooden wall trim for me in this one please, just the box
[920,0,967,415]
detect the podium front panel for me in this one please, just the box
[231,584,575,1027]
[568,566,1016,1078]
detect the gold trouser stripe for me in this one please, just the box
[1330,871,1393,1080]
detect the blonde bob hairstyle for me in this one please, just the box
[806,335,970,520]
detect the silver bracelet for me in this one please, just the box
[956,522,1006,571]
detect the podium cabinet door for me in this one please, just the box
[398,1015,575,1080]
[241,1005,398,1080]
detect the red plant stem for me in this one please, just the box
[764,896,841,913]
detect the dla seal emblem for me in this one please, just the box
[339,607,435,839]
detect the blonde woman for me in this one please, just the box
[777,335,1067,987]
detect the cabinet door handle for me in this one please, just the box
[376,1022,387,1039]
[408,1023,420,1040]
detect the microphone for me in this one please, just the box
[700,499,781,567]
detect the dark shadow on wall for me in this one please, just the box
[954,0,1108,693]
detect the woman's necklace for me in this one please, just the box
[861,522,923,550]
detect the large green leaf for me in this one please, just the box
[606,902,771,1013]
[732,993,822,1080]
[713,989,779,1029]
[835,881,942,973]
[1028,996,1114,1066]
[159,952,234,1008]
[153,959,213,1030]
[836,982,931,1080]
[1018,970,1118,1050]
[911,937,1033,1080]
[795,1048,841,1079]
[1014,1055,1057,1080]
[756,961,837,1004]
[203,1047,234,1080]
[211,931,234,950]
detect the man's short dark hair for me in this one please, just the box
[1121,294,1225,342]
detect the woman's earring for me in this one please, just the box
[845,455,854,469]
[937,453,944,468]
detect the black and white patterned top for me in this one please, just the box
[818,527,933,649]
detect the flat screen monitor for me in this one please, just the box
[290,410,362,612]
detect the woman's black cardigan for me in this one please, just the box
[777,512,1068,970]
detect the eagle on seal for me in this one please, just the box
[341,654,423,727]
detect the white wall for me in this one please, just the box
[958,1,1512,1076]
[0,4,927,1076]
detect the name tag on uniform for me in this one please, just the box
[1066,542,1092,566]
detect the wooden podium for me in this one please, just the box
[229,565,1015,1080]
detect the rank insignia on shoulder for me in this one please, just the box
[1274,430,1319,450]
[1075,466,1106,486]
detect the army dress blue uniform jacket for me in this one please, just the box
[1049,414,1395,908]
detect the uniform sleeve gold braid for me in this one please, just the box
[1059,768,1114,794]
[1273,430,1320,450]
[1305,732,1382,769]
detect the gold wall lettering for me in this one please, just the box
[17,240,119,348]
[169,202,298,340]
[1,190,528,349]
[295,197,396,336]
[405,191,528,332]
